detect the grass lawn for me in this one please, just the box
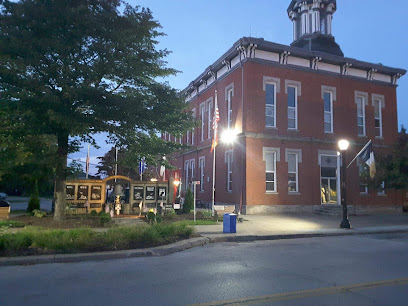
[0,220,26,228]
[177,220,218,226]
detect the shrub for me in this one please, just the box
[27,193,40,214]
[147,211,156,224]
[201,210,212,219]
[99,212,111,226]
[182,188,194,213]
[165,208,176,219]
[90,210,98,217]
[32,209,47,218]
[155,214,162,224]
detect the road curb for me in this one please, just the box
[0,237,210,267]
[1,227,408,267]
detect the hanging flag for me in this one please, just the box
[355,140,376,179]
[210,90,220,152]
[160,164,166,180]
[85,145,90,179]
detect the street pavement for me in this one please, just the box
[7,196,52,211]
[1,232,407,305]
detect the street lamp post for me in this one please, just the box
[338,139,351,229]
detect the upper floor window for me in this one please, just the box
[199,157,205,192]
[227,89,233,129]
[324,91,333,133]
[200,103,205,142]
[265,83,276,128]
[184,160,190,189]
[207,100,213,139]
[190,159,195,182]
[191,109,196,145]
[355,92,368,137]
[372,95,384,138]
[287,86,297,129]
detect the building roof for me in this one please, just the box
[287,0,336,13]
[184,36,406,95]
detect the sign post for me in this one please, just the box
[192,180,200,223]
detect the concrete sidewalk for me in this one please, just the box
[194,213,408,241]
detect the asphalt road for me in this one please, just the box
[1,233,408,305]
[7,196,52,212]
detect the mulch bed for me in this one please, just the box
[9,215,103,229]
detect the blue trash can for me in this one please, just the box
[223,213,237,233]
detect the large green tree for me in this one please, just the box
[0,0,193,219]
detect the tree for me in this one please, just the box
[376,126,408,190]
[0,0,193,220]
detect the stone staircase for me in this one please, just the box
[314,205,345,216]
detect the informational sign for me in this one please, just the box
[145,186,155,200]
[157,187,167,201]
[66,185,75,200]
[77,185,89,200]
[91,185,102,200]
[133,186,144,200]
[174,203,181,210]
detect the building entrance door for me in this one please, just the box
[320,155,340,204]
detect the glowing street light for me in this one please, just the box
[220,129,238,145]
[338,139,351,229]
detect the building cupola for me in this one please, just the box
[287,0,344,56]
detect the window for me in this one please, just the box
[287,86,297,129]
[190,159,195,181]
[265,83,276,128]
[265,152,276,192]
[199,157,205,192]
[373,98,383,138]
[356,95,366,136]
[207,101,213,139]
[225,150,233,192]
[287,153,299,193]
[200,104,205,141]
[186,130,190,144]
[323,91,333,133]
[227,89,233,129]
[264,147,280,193]
[184,161,190,188]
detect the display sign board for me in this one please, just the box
[91,185,102,200]
[66,185,75,200]
[77,185,89,200]
[157,186,167,201]
[133,186,144,200]
[145,186,155,200]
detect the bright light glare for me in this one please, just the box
[338,139,350,151]
[221,129,238,144]
[150,178,158,182]
[173,180,180,187]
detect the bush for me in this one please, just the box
[32,209,47,218]
[27,193,40,214]
[182,188,194,213]
[201,210,212,219]
[147,211,156,224]
[90,210,98,217]
[165,208,176,219]
[99,212,111,226]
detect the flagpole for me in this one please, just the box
[211,90,218,217]
[86,144,90,179]
[346,139,371,169]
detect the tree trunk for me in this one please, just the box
[54,132,69,220]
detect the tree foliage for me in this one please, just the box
[0,0,194,219]
[375,126,408,190]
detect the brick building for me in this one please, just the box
[165,0,406,214]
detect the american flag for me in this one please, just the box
[85,145,90,179]
[211,90,219,152]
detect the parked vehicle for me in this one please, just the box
[0,192,7,200]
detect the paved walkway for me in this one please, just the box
[194,213,408,241]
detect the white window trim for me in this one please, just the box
[186,130,190,144]
[190,159,195,182]
[323,91,333,133]
[225,150,233,193]
[207,98,213,140]
[199,156,205,192]
[200,103,205,142]
[372,94,385,139]
[287,153,299,193]
[184,160,190,189]
[264,82,277,128]
[287,85,298,130]
[227,89,233,129]
[321,86,336,134]
[191,109,196,145]
[285,149,302,194]
[263,147,280,193]
[355,91,368,137]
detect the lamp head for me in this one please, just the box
[220,129,238,144]
[338,139,350,151]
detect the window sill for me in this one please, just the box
[288,192,300,195]
[358,135,367,138]
[375,136,383,140]
[265,126,277,129]
[324,131,334,134]
[288,129,299,131]
[377,193,386,197]
[360,192,368,196]
[266,191,278,195]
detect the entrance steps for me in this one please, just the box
[314,205,344,216]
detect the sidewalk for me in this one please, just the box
[194,213,408,242]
